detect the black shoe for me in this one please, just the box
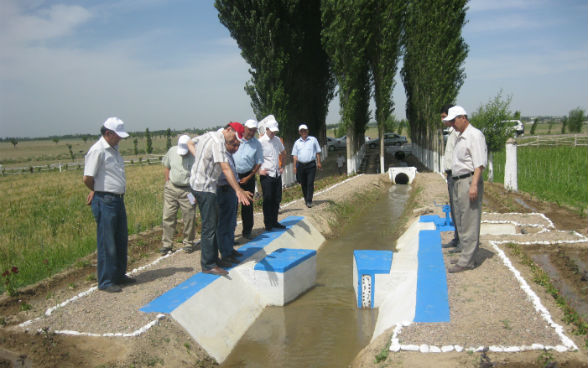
[273,222,286,229]
[100,285,122,293]
[160,246,173,254]
[225,256,240,265]
[234,240,240,245]
[203,266,229,276]
[232,249,243,257]
[306,202,312,208]
[183,245,196,254]
[242,233,254,240]
[118,275,137,285]
[217,259,234,268]
[265,226,273,231]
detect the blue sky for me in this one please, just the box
[0,0,586,138]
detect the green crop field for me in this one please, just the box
[488,145,588,213]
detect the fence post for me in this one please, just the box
[504,138,518,192]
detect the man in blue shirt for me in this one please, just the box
[233,119,264,239]
[292,124,322,208]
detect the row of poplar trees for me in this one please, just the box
[215,0,468,162]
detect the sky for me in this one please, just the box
[0,0,587,138]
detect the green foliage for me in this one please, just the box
[490,145,588,212]
[133,138,139,155]
[470,90,513,152]
[215,0,335,144]
[322,0,372,150]
[561,116,567,134]
[530,119,538,135]
[165,128,172,151]
[9,138,18,148]
[566,107,586,133]
[401,0,468,148]
[145,128,153,154]
[52,138,59,144]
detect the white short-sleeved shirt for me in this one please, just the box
[292,136,321,164]
[259,134,285,178]
[443,127,458,172]
[84,136,126,194]
[189,130,229,193]
[452,124,487,176]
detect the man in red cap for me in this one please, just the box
[187,122,252,276]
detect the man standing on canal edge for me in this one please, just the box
[161,135,196,255]
[83,117,136,293]
[233,119,263,239]
[292,124,322,208]
[443,106,487,273]
[187,123,252,276]
[259,115,286,231]
[441,104,460,250]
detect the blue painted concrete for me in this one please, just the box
[353,250,393,308]
[414,229,450,322]
[140,216,304,314]
[419,214,454,232]
[254,248,316,273]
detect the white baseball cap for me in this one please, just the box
[442,106,467,121]
[267,121,279,132]
[298,124,309,131]
[177,134,190,155]
[244,119,258,129]
[103,117,129,138]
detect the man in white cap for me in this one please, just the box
[160,135,197,254]
[83,117,135,293]
[233,119,264,240]
[442,106,487,273]
[292,123,322,208]
[258,115,287,231]
[440,104,460,250]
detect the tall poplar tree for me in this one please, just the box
[401,0,468,156]
[366,0,405,172]
[322,0,372,155]
[215,0,334,145]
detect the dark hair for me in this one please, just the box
[100,126,108,136]
[440,104,454,114]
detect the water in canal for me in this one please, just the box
[222,184,411,367]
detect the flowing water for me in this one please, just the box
[222,184,411,367]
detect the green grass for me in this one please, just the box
[487,145,588,213]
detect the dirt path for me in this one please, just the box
[1,168,587,367]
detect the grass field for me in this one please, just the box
[488,145,588,213]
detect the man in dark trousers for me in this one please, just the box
[233,119,263,239]
[292,124,322,208]
[83,117,136,293]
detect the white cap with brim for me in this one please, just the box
[245,119,258,129]
[298,124,309,131]
[177,134,190,155]
[442,106,467,122]
[103,117,129,138]
[267,121,279,132]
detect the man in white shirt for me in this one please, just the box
[258,115,286,231]
[292,124,322,208]
[83,117,136,293]
[441,104,459,250]
[443,106,487,273]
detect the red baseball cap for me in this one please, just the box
[228,122,244,141]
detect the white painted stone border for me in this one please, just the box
[17,174,364,337]
[389,217,582,354]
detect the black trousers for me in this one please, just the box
[296,161,317,204]
[260,174,282,228]
[238,171,255,235]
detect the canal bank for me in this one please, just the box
[3,172,587,368]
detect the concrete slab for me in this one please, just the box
[388,166,417,184]
[481,223,517,235]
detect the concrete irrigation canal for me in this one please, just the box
[5,169,587,367]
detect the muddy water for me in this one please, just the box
[222,184,411,367]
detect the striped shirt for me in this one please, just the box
[189,130,229,193]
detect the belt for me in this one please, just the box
[298,160,316,166]
[452,172,473,180]
[172,183,190,188]
[95,191,124,198]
